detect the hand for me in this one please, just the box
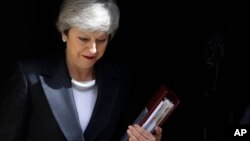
[127,124,162,141]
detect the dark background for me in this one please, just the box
[0,0,237,141]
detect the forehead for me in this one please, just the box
[70,27,109,37]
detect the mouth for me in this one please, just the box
[82,55,95,60]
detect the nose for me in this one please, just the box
[88,41,97,54]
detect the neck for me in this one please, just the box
[70,68,94,82]
[66,61,95,82]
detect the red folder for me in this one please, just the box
[120,85,180,141]
[139,85,180,128]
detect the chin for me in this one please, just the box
[80,62,95,69]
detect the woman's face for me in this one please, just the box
[63,27,109,70]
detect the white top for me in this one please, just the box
[71,79,97,133]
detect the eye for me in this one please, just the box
[78,37,89,42]
[96,38,107,43]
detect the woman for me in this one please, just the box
[0,0,162,140]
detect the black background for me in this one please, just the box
[0,0,237,141]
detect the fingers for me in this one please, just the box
[154,126,162,141]
[127,124,156,141]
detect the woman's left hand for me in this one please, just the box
[127,124,162,141]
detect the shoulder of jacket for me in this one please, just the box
[16,56,60,84]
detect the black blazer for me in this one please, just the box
[0,56,135,141]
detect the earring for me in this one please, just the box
[62,37,66,42]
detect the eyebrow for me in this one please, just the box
[79,32,108,39]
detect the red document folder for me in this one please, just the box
[139,85,180,128]
[120,85,180,141]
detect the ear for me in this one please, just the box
[61,32,67,42]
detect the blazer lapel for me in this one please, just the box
[84,60,122,141]
[40,60,84,141]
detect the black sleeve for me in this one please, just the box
[0,62,31,141]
